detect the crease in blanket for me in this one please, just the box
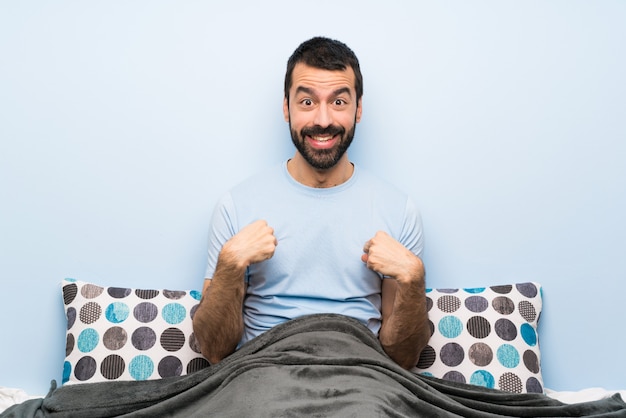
[2,314,625,418]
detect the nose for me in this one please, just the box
[313,103,332,127]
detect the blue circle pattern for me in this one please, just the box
[77,328,99,353]
[190,290,202,301]
[106,302,130,323]
[470,370,495,388]
[464,287,486,294]
[497,344,520,368]
[162,303,186,325]
[129,355,154,380]
[520,323,537,346]
[62,361,71,383]
[438,316,463,338]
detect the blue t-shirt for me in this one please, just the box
[205,161,424,344]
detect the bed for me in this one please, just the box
[1,279,624,417]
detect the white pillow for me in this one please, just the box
[61,278,209,384]
[413,282,543,394]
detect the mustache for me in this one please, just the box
[301,125,345,138]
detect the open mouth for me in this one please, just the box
[302,126,343,150]
[307,134,338,150]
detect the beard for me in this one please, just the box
[289,118,357,170]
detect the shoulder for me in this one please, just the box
[220,162,288,203]
[353,165,411,203]
[353,165,424,253]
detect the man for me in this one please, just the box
[193,37,429,370]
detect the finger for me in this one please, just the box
[266,226,277,246]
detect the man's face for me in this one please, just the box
[284,63,362,170]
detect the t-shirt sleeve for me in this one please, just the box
[204,192,238,279]
[399,196,425,258]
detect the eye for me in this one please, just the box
[333,99,347,106]
[300,98,313,106]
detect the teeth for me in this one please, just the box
[312,136,332,142]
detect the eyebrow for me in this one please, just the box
[294,86,353,99]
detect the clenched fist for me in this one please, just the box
[362,231,423,284]
[221,220,278,270]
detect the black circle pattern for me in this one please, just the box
[187,358,210,374]
[63,284,78,305]
[79,302,101,324]
[437,295,461,313]
[416,345,436,369]
[158,356,183,378]
[136,289,159,299]
[101,354,125,380]
[518,300,537,322]
[161,328,185,352]
[499,372,523,393]
[467,316,491,339]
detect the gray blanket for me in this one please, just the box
[3,314,625,417]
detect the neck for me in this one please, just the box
[287,154,354,188]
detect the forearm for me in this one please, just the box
[192,259,246,364]
[194,220,277,364]
[379,272,430,370]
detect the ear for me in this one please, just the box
[355,98,363,123]
[283,97,290,122]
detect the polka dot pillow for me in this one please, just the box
[61,278,209,384]
[414,282,543,394]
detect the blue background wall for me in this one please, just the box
[1,1,625,395]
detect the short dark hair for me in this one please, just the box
[284,37,363,103]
